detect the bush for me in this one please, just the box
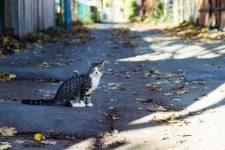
[123,0,137,21]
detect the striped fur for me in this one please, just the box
[21,60,104,107]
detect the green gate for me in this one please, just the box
[77,1,100,24]
[0,0,4,34]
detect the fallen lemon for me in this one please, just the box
[34,133,45,142]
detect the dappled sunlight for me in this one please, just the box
[186,82,225,112]
[117,36,225,62]
[117,53,173,61]
[65,138,95,150]
[129,83,225,127]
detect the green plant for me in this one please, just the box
[123,0,137,21]
[81,11,94,24]
[144,1,173,24]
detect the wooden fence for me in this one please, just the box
[4,0,55,38]
[172,0,198,23]
[198,0,225,30]
[172,0,225,30]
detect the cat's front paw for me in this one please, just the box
[71,101,86,107]
[87,103,93,107]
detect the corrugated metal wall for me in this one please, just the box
[4,0,55,38]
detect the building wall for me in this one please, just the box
[0,1,4,34]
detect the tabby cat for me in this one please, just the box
[21,60,104,107]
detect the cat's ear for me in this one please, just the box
[100,60,105,67]
[88,61,92,67]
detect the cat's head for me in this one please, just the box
[88,60,105,76]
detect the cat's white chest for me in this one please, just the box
[87,75,101,94]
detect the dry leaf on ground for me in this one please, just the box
[36,62,51,68]
[107,83,121,90]
[112,116,120,120]
[146,83,161,91]
[149,114,181,124]
[171,86,185,90]
[40,140,57,145]
[192,81,206,85]
[108,106,115,110]
[0,142,11,150]
[148,105,167,112]
[176,90,188,95]
[164,92,174,96]
[0,127,17,136]
[136,98,153,103]
[0,73,16,81]
[15,140,26,145]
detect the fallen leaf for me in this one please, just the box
[173,99,181,102]
[34,78,46,82]
[182,134,191,137]
[124,74,131,78]
[112,116,120,120]
[192,81,206,85]
[54,62,65,67]
[0,127,17,136]
[164,92,174,96]
[176,90,188,95]
[148,105,167,112]
[107,83,121,90]
[34,133,45,142]
[50,78,60,82]
[161,136,169,140]
[97,119,104,123]
[73,70,80,74]
[42,94,50,99]
[189,111,201,116]
[113,129,119,134]
[149,114,181,124]
[108,106,115,110]
[195,97,202,101]
[0,142,11,150]
[146,83,161,91]
[36,62,51,68]
[15,140,26,145]
[0,73,16,81]
[165,73,174,80]
[40,140,57,145]
[136,98,153,103]
[171,86,184,90]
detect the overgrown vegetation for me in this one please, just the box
[143,0,173,23]
[80,11,95,24]
[123,0,137,21]
[122,0,173,23]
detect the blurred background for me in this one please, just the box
[0,0,224,38]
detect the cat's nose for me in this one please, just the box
[95,72,98,74]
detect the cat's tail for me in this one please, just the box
[21,98,57,106]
